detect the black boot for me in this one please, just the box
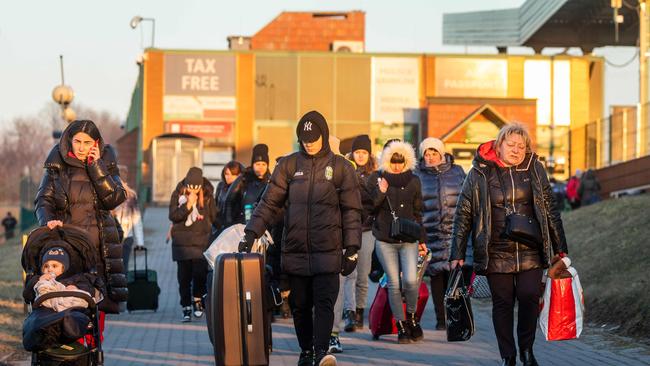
[500,356,516,366]
[407,312,423,342]
[395,320,411,344]
[355,308,365,329]
[520,348,539,366]
[297,349,314,366]
[343,310,356,332]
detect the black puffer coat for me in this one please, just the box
[222,168,271,225]
[370,141,426,244]
[450,141,569,275]
[246,118,362,276]
[34,125,127,313]
[213,181,231,234]
[169,178,217,261]
[414,154,469,276]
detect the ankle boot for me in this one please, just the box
[500,356,516,366]
[407,312,423,342]
[395,320,411,344]
[343,310,356,332]
[520,348,539,366]
[355,308,364,329]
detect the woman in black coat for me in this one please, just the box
[370,140,427,344]
[213,160,244,235]
[450,124,569,366]
[413,137,470,331]
[169,167,217,322]
[34,120,127,319]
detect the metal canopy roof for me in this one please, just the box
[443,0,640,52]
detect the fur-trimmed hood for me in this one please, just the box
[379,141,417,173]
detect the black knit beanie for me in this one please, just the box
[351,134,372,154]
[251,144,269,165]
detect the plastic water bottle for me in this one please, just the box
[244,204,253,223]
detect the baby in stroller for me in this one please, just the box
[26,247,96,312]
[22,226,106,366]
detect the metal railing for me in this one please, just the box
[570,103,650,170]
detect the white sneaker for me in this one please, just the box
[193,298,204,318]
[182,306,191,322]
[328,335,342,353]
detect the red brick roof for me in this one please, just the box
[251,11,365,51]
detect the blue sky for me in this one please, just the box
[0,0,638,126]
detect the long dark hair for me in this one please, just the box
[221,160,244,182]
[66,120,102,145]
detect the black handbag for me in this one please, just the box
[444,268,474,342]
[496,169,543,248]
[384,194,421,243]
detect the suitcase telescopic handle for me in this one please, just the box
[245,291,253,333]
[133,246,148,274]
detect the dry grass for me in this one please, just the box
[0,234,29,362]
[562,193,650,341]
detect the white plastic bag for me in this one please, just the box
[539,264,585,341]
[203,224,274,269]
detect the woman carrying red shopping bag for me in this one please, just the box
[449,124,569,366]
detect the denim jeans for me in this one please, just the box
[375,240,418,321]
[333,271,357,332]
[354,231,375,309]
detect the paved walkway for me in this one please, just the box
[101,207,650,366]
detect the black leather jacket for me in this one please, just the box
[450,142,568,275]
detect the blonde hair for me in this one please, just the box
[495,123,532,153]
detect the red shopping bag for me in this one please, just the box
[539,261,584,341]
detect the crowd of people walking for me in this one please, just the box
[27,112,574,366]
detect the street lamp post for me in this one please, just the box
[51,55,76,126]
[130,16,156,48]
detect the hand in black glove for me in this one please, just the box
[238,230,256,253]
[341,247,359,276]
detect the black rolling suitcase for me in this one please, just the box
[126,246,161,312]
[211,252,270,366]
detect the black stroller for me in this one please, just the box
[22,226,105,366]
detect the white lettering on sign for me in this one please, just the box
[184,58,217,74]
[179,58,221,92]
[181,75,220,92]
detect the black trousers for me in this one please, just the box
[289,273,339,353]
[429,267,472,325]
[487,268,543,358]
[176,258,209,307]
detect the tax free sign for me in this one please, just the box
[163,53,236,121]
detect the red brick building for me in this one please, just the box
[251,11,365,52]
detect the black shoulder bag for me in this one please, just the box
[384,191,421,243]
[495,168,542,249]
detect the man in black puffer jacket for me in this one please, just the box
[239,110,362,366]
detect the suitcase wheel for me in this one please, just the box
[372,335,379,340]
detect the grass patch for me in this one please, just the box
[562,194,650,341]
[0,233,29,362]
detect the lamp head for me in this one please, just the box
[130,16,143,29]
